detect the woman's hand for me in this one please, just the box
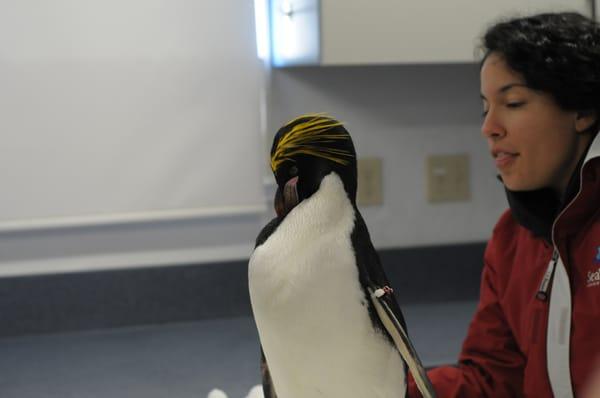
[583,359,600,398]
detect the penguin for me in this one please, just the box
[248,114,435,398]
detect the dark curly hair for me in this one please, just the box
[482,12,600,133]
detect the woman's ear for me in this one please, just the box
[575,110,597,134]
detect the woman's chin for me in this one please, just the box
[502,177,544,192]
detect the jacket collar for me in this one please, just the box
[504,132,600,243]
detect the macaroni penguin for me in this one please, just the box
[248,114,434,398]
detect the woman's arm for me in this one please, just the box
[408,262,526,397]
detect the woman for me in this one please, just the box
[409,12,600,397]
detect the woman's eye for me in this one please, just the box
[289,165,299,176]
[506,101,525,108]
[481,109,489,117]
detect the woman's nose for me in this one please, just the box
[481,108,505,139]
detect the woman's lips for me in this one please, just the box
[494,152,518,169]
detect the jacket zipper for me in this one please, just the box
[535,155,588,301]
[536,249,559,301]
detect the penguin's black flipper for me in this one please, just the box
[260,348,278,398]
[351,210,436,398]
[350,210,407,330]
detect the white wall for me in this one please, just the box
[0,0,269,277]
[0,1,264,230]
[0,25,509,277]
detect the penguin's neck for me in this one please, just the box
[250,172,356,307]
[283,172,354,232]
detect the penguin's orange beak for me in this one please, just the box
[275,176,299,218]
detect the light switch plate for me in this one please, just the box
[357,157,383,206]
[427,154,470,203]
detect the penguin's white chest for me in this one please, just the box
[249,174,406,398]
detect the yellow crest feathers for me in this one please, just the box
[270,114,353,172]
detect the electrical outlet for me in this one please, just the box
[426,154,470,203]
[357,158,383,206]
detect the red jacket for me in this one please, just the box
[409,137,600,397]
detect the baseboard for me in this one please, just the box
[0,242,485,338]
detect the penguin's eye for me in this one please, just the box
[289,165,299,176]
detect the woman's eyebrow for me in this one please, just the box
[480,83,528,100]
[499,83,528,93]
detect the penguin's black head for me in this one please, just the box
[270,114,357,219]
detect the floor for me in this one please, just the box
[0,300,476,398]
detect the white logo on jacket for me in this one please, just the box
[587,267,600,287]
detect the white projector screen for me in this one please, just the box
[0,0,265,230]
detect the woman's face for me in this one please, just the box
[480,52,592,194]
